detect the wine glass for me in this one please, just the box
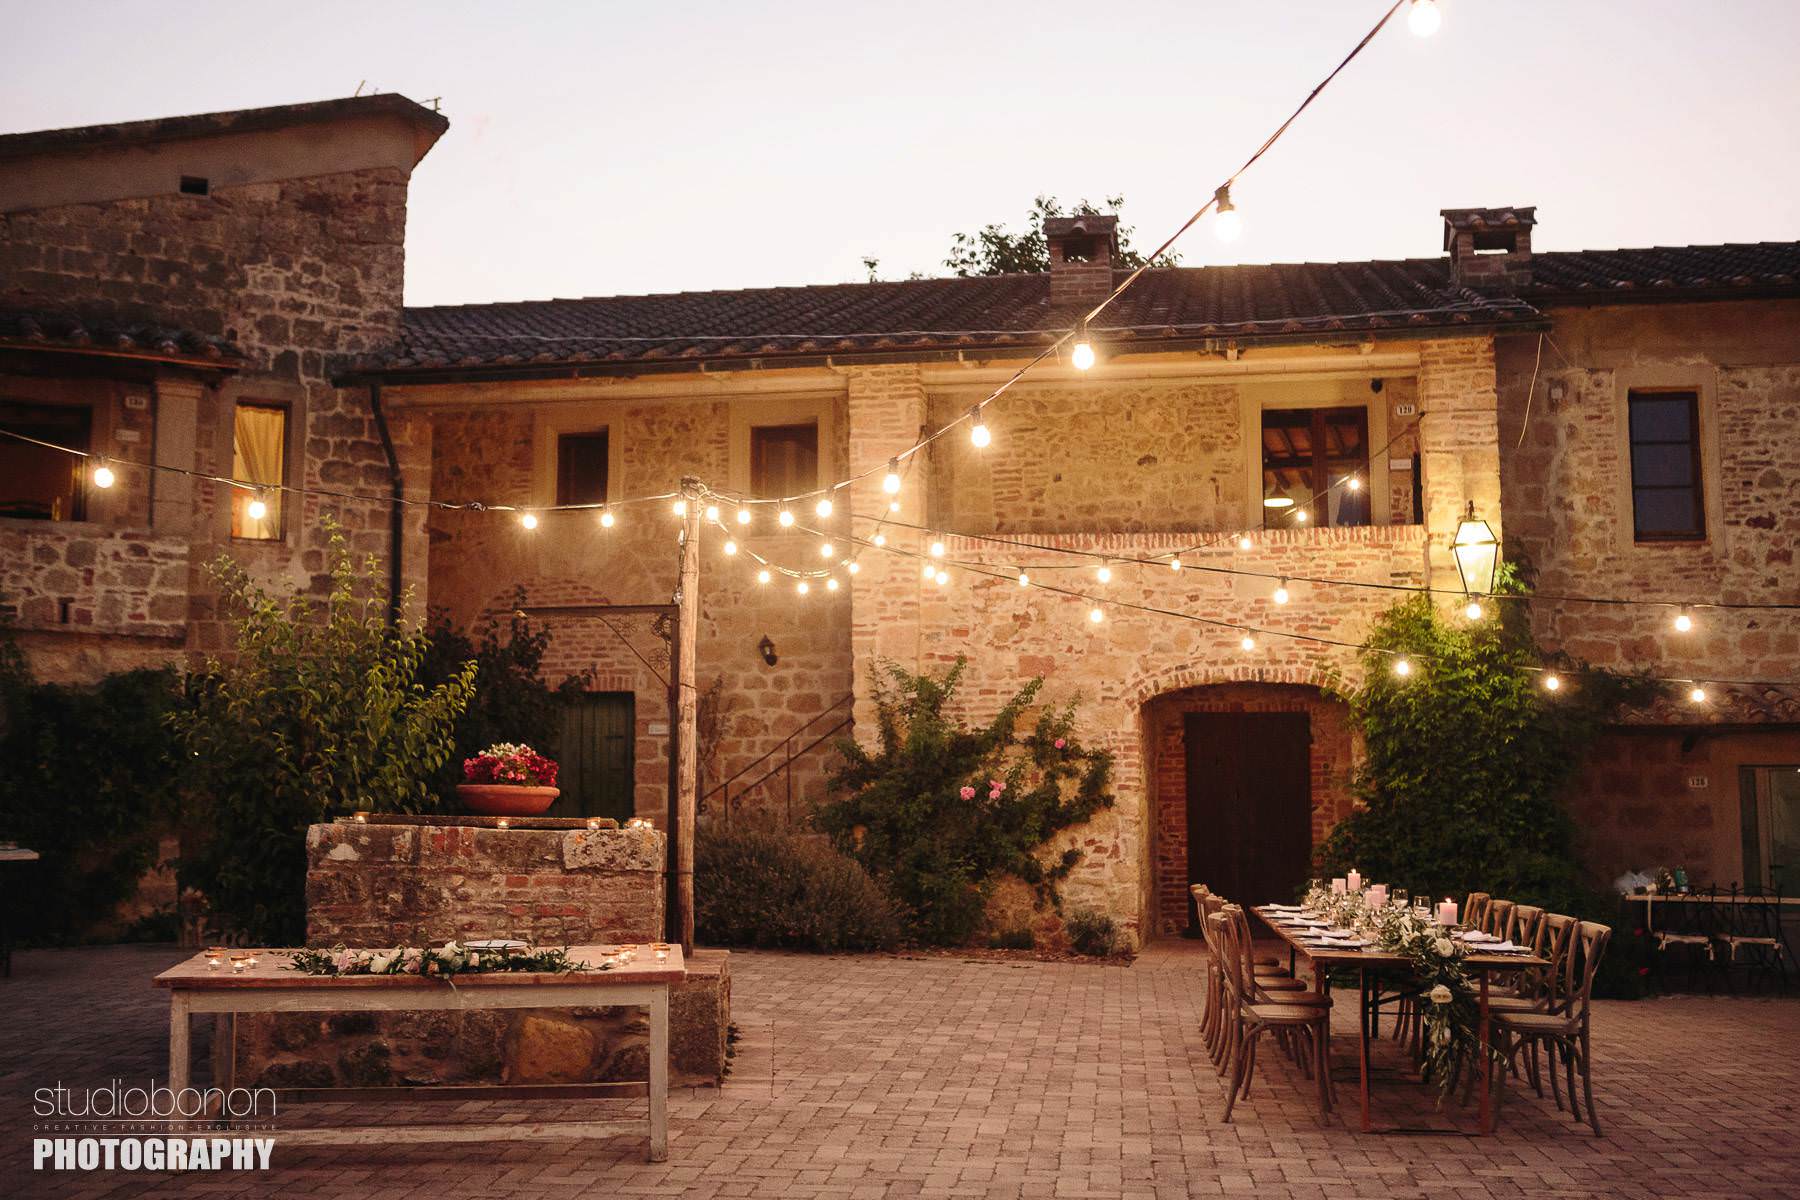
[1392,887,1409,911]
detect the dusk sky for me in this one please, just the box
[4,0,1796,307]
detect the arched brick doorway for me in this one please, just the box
[1145,683,1356,936]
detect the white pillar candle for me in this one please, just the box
[1437,898,1459,926]
[1346,869,1362,893]
[1331,877,1347,895]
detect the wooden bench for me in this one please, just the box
[154,945,683,1161]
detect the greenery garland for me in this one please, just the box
[288,942,585,978]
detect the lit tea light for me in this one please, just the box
[353,811,369,823]
[653,942,671,963]
[586,817,603,830]
[495,818,510,830]
[229,954,250,973]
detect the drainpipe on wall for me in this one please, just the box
[368,382,404,625]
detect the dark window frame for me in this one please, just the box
[1260,405,1371,529]
[555,430,611,508]
[749,421,819,500]
[0,399,92,522]
[1626,389,1706,543]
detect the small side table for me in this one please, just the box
[0,847,42,978]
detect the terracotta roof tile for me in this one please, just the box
[0,309,244,368]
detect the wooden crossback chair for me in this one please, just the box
[1210,906,1334,1123]
[1493,919,1612,1136]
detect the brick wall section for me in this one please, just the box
[2,167,430,674]
[0,523,188,637]
[306,821,665,946]
[1147,684,1355,935]
[1417,336,1503,593]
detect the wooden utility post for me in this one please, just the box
[670,477,702,953]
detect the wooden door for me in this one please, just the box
[553,693,636,823]
[1184,712,1312,927]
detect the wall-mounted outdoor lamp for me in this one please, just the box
[758,635,778,666]
[1452,501,1499,596]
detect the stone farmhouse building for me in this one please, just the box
[3,96,1797,946]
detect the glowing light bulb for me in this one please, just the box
[797,580,810,596]
[723,540,738,556]
[1673,610,1693,633]
[1688,685,1708,704]
[1273,580,1290,605]
[757,569,771,585]
[91,461,115,489]
[1295,509,1310,524]
[889,500,901,513]
[1408,0,1441,37]
[930,541,945,558]
[826,577,840,593]
[846,561,860,575]
[820,542,835,559]
[1169,557,1183,572]
[1214,184,1242,242]
[1393,657,1413,678]
[1543,673,1562,692]
[1346,476,1362,492]
[1237,535,1254,551]
[873,533,887,547]
[778,510,795,527]
[600,508,615,528]
[1240,635,1256,652]
[1096,565,1112,584]
[970,415,991,448]
[736,508,751,526]
[247,494,269,522]
[1088,605,1104,624]
[1465,599,1484,621]
[816,497,834,518]
[703,504,720,522]
[519,512,538,530]
[883,460,902,495]
[673,499,687,517]
[922,563,936,580]
[1017,571,1030,588]
[935,570,950,587]
[1071,323,1096,371]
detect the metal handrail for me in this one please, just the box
[701,693,854,824]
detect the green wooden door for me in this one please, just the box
[553,693,636,822]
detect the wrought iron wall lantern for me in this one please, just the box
[1451,501,1499,596]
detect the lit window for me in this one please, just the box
[1627,391,1704,541]
[1261,407,1369,528]
[231,402,286,539]
[556,431,610,506]
[749,422,818,500]
[0,402,90,521]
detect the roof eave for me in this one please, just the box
[336,318,1547,388]
[0,340,244,374]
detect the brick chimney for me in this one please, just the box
[1441,206,1535,291]
[1044,213,1119,307]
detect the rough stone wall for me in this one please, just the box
[421,394,855,823]
[1,165,430,677]
[1147,683,1356,935]
[925,379,1248,533]
[305,821,665,947]
[0,522,189,638]
[1496,302,1800,699]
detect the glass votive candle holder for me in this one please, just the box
[353,811,369,823]
[229,954,250,973]
[586,817,602,830]
[653,942,671,962]
[495,817,510,830]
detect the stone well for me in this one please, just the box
[233,815,729,1089]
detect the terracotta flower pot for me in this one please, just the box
[457,784,560,816]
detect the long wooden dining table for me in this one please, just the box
[1252,905,1548,1135]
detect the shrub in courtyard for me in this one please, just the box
[818,658,1113,946]
[169,522,476,944]
[1065,909,1118,958]
[1313,573,1657,995]
[0,643,182,943]
[418,596,588,805]
[694,826,903,952]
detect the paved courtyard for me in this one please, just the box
[4,942,1797,1199]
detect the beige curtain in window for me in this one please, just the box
[231,404,285,539]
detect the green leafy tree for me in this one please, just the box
[945,194,1181,277]
[0,643,181,943]
[1315,570,1657,917]
[170,521,476,943]
[418,595,588,804]
[818,658,1113,945]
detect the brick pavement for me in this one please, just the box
[3,942,1797,1198]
